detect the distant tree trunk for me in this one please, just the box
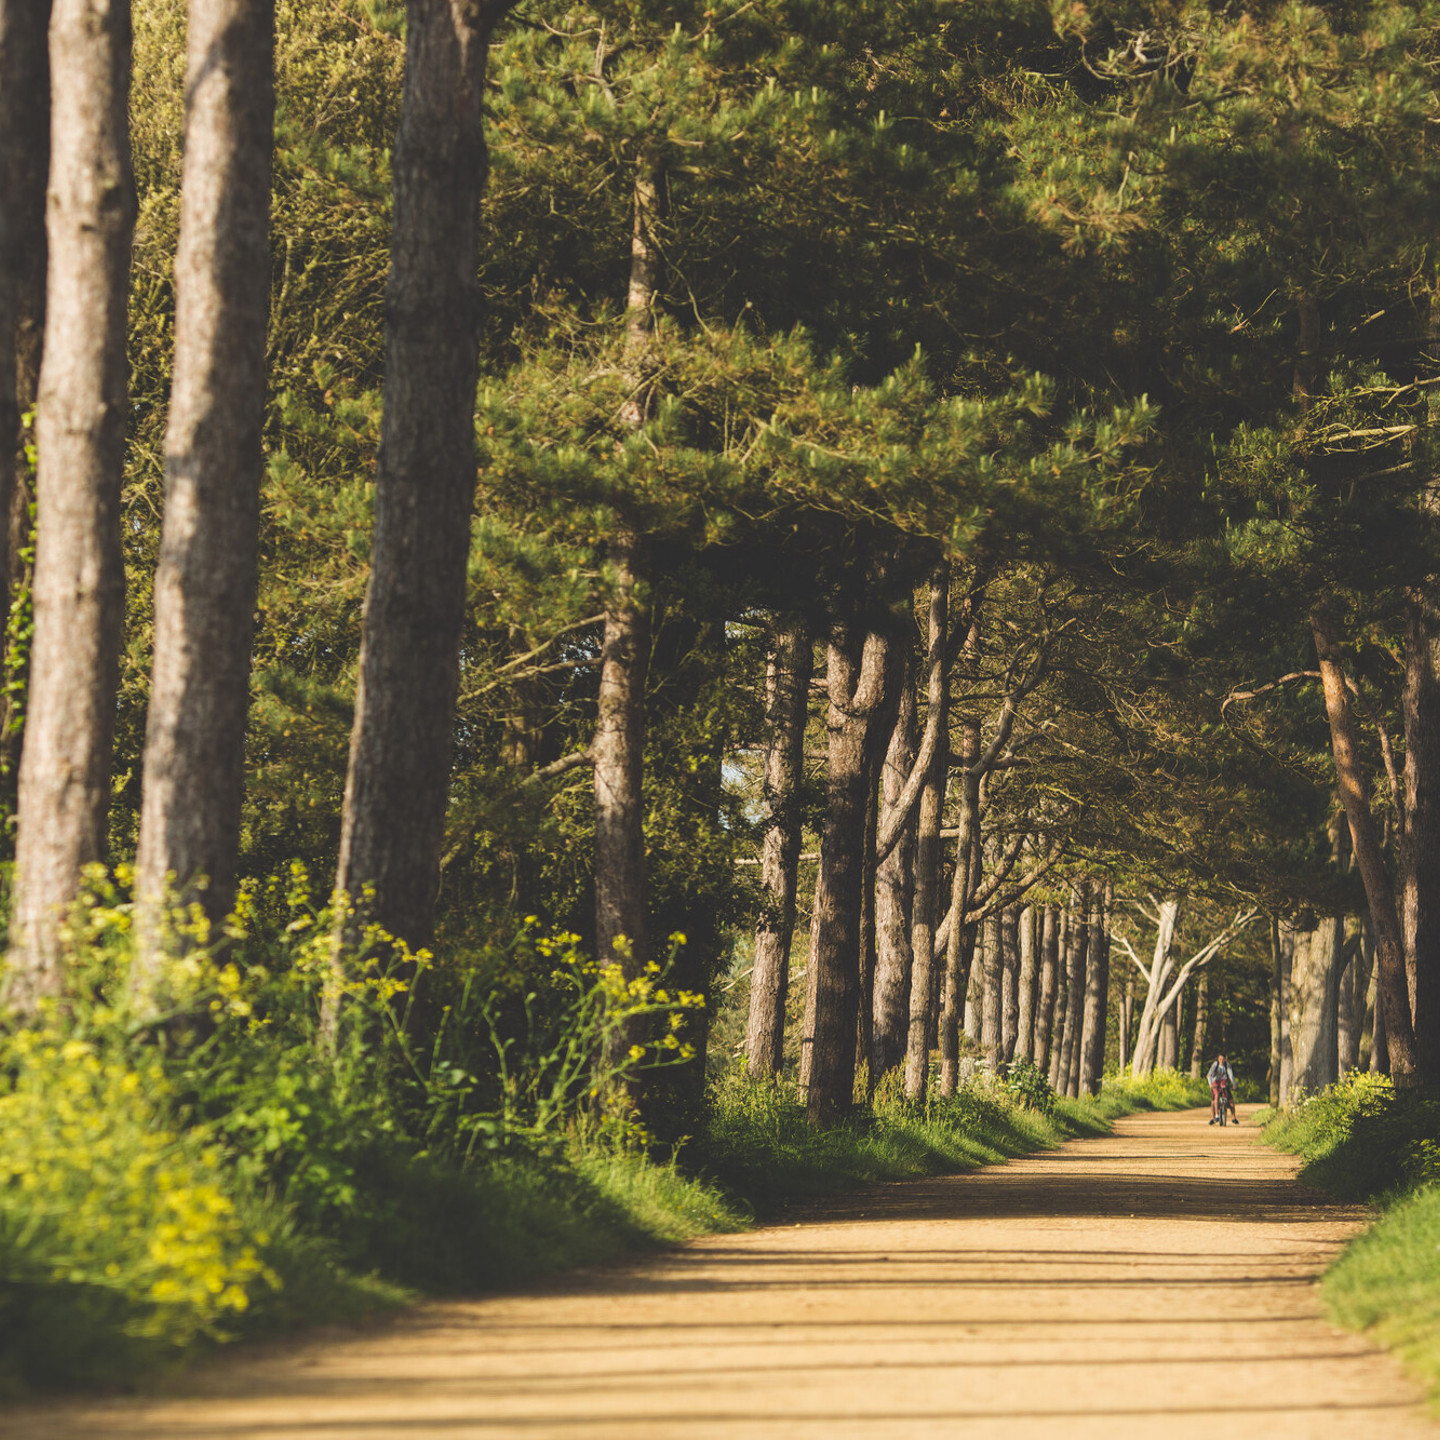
[803,618,890,1124]
[1189,973,1208,1079]
[1289,914,1341,1095]
[1313,612,1419,1083]
[1119,970,1134,1074]
[1046,905,1068,1088]
[1000,905,1020,1064]
[937,717,979,1096]
[745,616,812,1077]
[856,772,882,1084]
[981,909,1004,1071]
[0,0,48,792]
[903,571,948,1100]
[4,0,134,1008]
[1402,585,1440,1083]
[1157,996,1179,1070]
[1079,880,1110,1095]
[1268,915,1283,1104]
[871,649,915,1079]
[1337,918,1361,1073]
[963,917,985,1046]
[1278,918,1295,1103]
[1014,905,1038,1062]
[334,0,517,961]
[1058,886,1089,1096]
[135,0,274,968]
[1368,917,1389,1074]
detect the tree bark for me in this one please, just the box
[1058,886,1088,1096]
[1289,914,1341,1096]
[1268,914,1283,1104]
[1045,905,1068,1088]
[803,617,890,1124]
[1120,970,1134,1073]
[1157,995,1179,1070]
[590,154,664,1030]
[1368,917,1389,1073]
[592,526,649,983]
[903,570,948,1100]
[745,615,812,1077]
[1189,973,1208,1080]
[1312,612,1419,1083]
[1078,879,1110,1095]
[937,718,979,1096]
[1402,584,1440,1082]
[4,0,134,1007]
[335,0,515,957]
[1000,905,1021,1064]
[980,908,1004,1071]
[871,646,915,1079]
[135,0,273,965]
[1278,917,1295,1103]
[1014,904,1037,1062]
[1337,917,1361,1073]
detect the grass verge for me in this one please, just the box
[1262,1071,1440,1404]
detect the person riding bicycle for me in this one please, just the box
[1207,1053,1237,1126]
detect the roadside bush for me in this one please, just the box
[1103,1068,1210,1111]
[1263,1071,1440,1201]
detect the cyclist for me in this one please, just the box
[1207,1053,1237,1126]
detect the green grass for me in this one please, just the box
[1261,1071,1440,1406]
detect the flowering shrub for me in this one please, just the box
[0,1024,275,1388]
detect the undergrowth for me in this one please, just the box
[1263,1071,1440,1405]
[0,869,1151,1396]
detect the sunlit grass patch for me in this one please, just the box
[1261,1071,1440,1407]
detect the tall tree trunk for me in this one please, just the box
[135,0,273,966]
[1046,905,1068,1088]
[856,769,882,1085]
[980,908,1004,1071]
[1312,611,1419,1083]
[803,617,889,1124]
[1368,917,1389,1073]
[591,154,664,1021]
[1278,917,1295,1103]
[1289,914,1341,1095]
[1058,886,1088,1097]
[1157,996,1179,1071]
[963,918,984,1046]
[593,526,649,982]
[1189,973,1208,1079]
[1000,905,1021,1064]
[4,0,134,1007]
[903,570,948,1100]
[1014,904,1037,1062]
[1268,914,1283,1104]
[0,0,49,796]
[871,650,914,1079]
[1120,971,1134,1074]
[1078,879,1110,1095]
[745,615,812,1077]
[1402,584,1440,1082]
[1337,918,1361,1073]
[937,718,979,1096]
[334,0,515,957]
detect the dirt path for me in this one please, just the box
[9,1104,1437,1439]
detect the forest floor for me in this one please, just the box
[9,1103,1436,1440]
